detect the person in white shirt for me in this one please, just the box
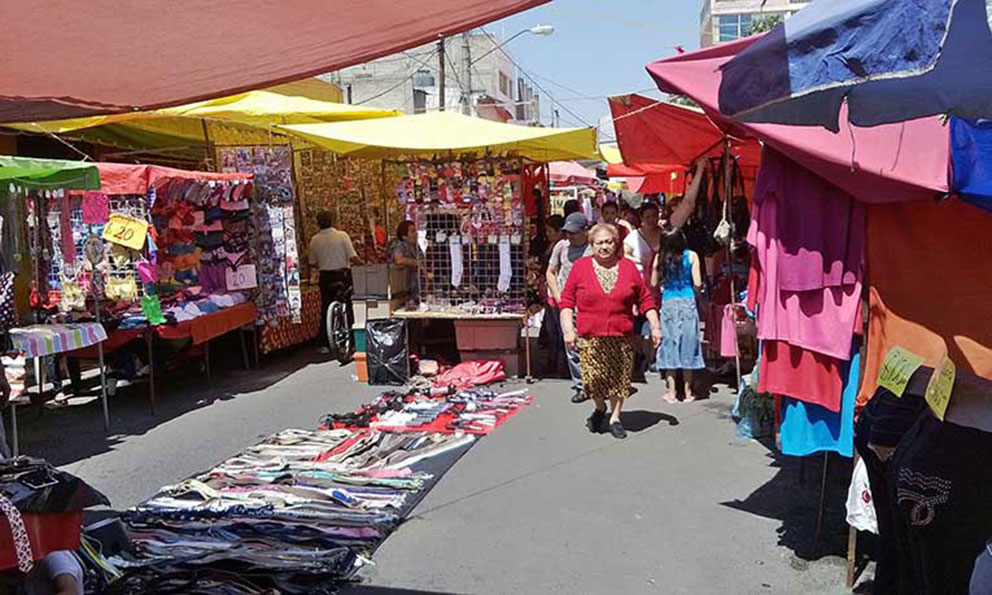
[308,210,361,353]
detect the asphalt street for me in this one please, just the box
[11,345,866,594]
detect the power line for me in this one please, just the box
[352,47,440,105]
[479,28,591,127]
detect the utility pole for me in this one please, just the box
[462,32,473,115]
[438,36,446,111]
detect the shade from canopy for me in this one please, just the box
[717,0,992,131]
[6,91,399,151]
[0,156,100,190]
[279,111,599,162]
[3,0,547,123]
[647,39,949,204]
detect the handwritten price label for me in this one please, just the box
[924,356,956,421]
[101,214,148,251]
[877,346,925,397]
[225,264,258,291]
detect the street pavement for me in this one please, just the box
[12,345,866,594]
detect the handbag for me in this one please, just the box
[0,270,15,334]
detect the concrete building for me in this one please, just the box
[700,0,808,47]
[326,31,541,125]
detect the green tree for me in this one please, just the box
[669,95,699,109]
[747,14,783,36]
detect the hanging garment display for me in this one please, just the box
[219,145,301,324]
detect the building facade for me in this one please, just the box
[326,31,541,125]
[700,0,808,47]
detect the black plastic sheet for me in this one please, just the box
[366,319,409,386]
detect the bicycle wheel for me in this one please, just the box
[326,301,352,360]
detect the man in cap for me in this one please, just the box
[546,212,592,403]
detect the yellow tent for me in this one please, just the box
[278,111,598,162]
[5,90,399,151]
[598,144,623,165]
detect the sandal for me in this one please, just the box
[663,393,678,404]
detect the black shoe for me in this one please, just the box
[609,421,627,439]
[586,408,607,433]
[571,390,590,404]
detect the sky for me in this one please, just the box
[491,0,701,139]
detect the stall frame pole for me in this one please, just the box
[722,139,741,392]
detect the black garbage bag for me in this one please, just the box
[0,456,110,512]
[366,319,409,386]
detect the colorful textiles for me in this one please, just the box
[758,340,844,412]
[778,347,859,457]
[859,198,992,406]
[10,323,108,358]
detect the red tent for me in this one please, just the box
[3,0,546,123]
[549,161,599,186]
[608,94,760,193]
[645,38,948,204]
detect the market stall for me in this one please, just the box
[646,36,992,590]
[280,111,596,381]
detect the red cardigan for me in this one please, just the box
[559,257,657,337]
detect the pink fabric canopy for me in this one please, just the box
[84,162,252,195]
[2,0,546,123]
[646,38,949,204]
[549,161,599,186]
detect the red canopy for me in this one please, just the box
[3,0,546,123]
[82,162,252,195]
[646,38,949,204]
[549,161,599,186]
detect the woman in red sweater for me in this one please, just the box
[560,223,662,439]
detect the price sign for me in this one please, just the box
[226,264,258,291]
[102,214,148,251]
[924,356,956,421]
[877,346,925,397]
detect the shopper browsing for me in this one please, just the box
[387,220,422,298]
[559,223,661,439]
[546,212,592,403]
[652,228,705,403]
[600,200,628,242]
[308,210,361,353]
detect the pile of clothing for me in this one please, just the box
[99,384,532,592]
[321,387,532,435]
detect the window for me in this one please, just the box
[413,69,435,88]
[412,89,427,114]
[717,13,754,42]
[498,71,511,97]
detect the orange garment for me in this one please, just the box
[859,199,992,405]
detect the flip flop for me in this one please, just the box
[663,393,678,404]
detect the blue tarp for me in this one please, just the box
[951,117,992,211]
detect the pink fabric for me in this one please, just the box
[645,37,949,205]
[719,304,737,358]
[753,147,864,292]
[81,192,109,224]
[136,261,157,284]
[747,175,861,361]
[59,197,76,265]
[549,161,599,185]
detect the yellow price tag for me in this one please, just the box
[101,214,149,251]
[877,346,925,397]
[924,356,956,421]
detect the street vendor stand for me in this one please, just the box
[0,157,105,454]
[279,111,597,380]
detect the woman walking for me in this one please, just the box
[652,228,704,403]
[560,224,661,439]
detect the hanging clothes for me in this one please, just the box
[758,340,845,412]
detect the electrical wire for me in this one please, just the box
[352,47,440,105]
[479,28,591,127]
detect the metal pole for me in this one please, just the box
[724,139,741,392]
[94,298,110,431]
[10,403,17,457]
[462,32,473,115]
[438,37,446,112]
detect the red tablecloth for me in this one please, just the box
[68,327,145,359]
[155,303,257,345]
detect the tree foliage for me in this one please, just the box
[747,14,783,36]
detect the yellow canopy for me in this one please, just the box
[5,90,399,149]
[278,111,598,162]
[598,144,623,165]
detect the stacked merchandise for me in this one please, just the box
[746,147,863,458]
[389,157,528,316]
[151,177,256,320]
[101,385,531,593]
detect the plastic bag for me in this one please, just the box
[366,319,409,386]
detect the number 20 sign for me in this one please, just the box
[101,214,149,251]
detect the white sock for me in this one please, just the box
[449,236,464,288]
[498,239,512,292]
